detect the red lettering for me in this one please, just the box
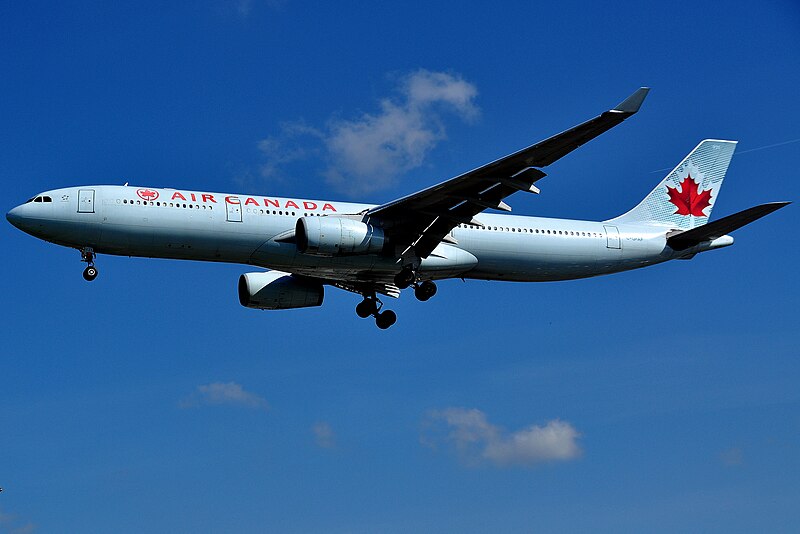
[303,201,318,210]
[322,203,336,212]
[202,194,217,203]
[225,196,240,204]
[285,200,299,209]
[172,192,187,201]
[263,198,279,208]
[190,193,197,201]
[244,197,259,206]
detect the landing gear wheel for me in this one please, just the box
[414,280,437,301]
[83,265,98,282]
[375,309,397,329]
[394,268,415,290]
[356,298,378,318]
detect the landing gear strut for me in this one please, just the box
[355,294,397,329]
[81,247,98,282]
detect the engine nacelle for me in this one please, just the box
[295,216,385,256]
[238,271,324,310]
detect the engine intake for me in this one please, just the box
[295,216,385,256]
[238,271,324,310]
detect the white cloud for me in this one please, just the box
[0,507,36,534]
[422,407,581,467]
[256,69,479,195]
[180,382,269,410]
[312,421,336,448]
[719,447,744,466]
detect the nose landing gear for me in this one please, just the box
[81,247,98,281]
[355,294,397,329]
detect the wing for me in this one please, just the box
[367,87,650,260]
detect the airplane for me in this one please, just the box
[6,88,789,329]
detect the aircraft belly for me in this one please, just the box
[250,239,390,278]
[464,233,601,281]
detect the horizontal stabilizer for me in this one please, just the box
[667,201,790,250]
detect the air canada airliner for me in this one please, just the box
[6,88,789,328]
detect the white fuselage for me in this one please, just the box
[7,185,702,284]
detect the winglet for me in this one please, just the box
[612,87,650,114]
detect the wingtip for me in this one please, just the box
[613,87,650,114]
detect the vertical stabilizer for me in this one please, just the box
[608,140,737,229]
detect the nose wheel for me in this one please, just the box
[83,265,98,282]
[80,247,98,282]
[355,294,397,329]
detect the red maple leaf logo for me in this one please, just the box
[666,175,712,216]
[137,188,159,201]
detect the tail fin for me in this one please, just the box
[608,139,737,229]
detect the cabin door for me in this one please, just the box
[603,225,621,249]
[78,189,95,213]
[226,196,242,222]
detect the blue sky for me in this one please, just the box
[2,1,799,532]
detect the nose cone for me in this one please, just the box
[6,204,39,236]
[6,205,24,230]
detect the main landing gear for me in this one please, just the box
[81,247,98,282]
[393,267,415,289]
[356,270,438,329]
[393,267,437,301]
[355,294,397,329]
[414,280,437,301]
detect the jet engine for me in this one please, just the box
[295,216,385,256]
[238,271,324,310]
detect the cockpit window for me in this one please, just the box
[42,196,52,202]
[34,196,42,202]
[26,197,35,203]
